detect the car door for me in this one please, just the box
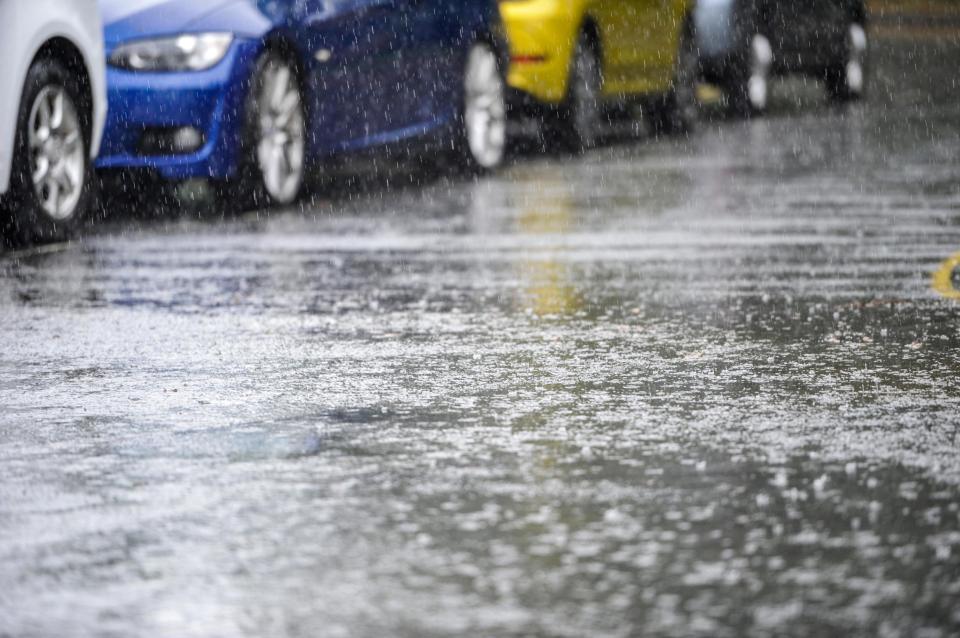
[595,0,680,96]
[294,0,406,149]
[641,0,690,90]
[389,0,463,131]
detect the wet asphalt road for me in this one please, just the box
[2,32,960,638]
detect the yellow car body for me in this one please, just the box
[499,0,693,105]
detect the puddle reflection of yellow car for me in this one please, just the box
[499,0,698,149]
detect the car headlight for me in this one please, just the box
[109,33,234,72]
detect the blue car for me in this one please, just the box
[97,0,508,207]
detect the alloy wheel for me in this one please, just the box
[27,86,85,220]
[844,23,867,96]
[255,59,305,205]
[464,43,507,169]
[747,34,774,112]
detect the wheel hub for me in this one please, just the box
[255,60,305,205]
[845,24,867,94]
[27,85,85,221]
[748,34,774,110]
[464,44,507,168]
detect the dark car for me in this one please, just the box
[695,0,868,114]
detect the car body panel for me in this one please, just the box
[695,0,865,82]
[770,0,852,71]
[499,0,692,106]
[0,0,107,194]
[96,39,256,179]
[97,0,500,181]
[102,0,243,45]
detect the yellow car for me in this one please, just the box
[499,0,698,148]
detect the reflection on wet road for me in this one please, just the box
[1,36,959,637]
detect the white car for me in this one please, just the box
[0,0,107,245]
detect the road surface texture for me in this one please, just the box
[2,20,959,638]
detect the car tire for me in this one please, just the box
[826,21,868,102]
[650,24,699,136]
[3,57,93,246]
[456,41,508,172]
[551,33,602,152]
[727,33,774,117]
[220,51,306,212]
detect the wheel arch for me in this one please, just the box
[259,33,309,86]
[849,0,867,25]
[254,32,313,151]
[469,24,510,82]
[560,15,602,99]
[578,17,603,61]
[472,24,509,64]
[742,0,774,38]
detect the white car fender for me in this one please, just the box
[0,0,106,195]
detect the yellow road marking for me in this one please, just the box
[932,251,960,300]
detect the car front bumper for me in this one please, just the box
[95,39,259,181]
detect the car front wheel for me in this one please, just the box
[3,58,92,245]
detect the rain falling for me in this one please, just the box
[1,0,959,636]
